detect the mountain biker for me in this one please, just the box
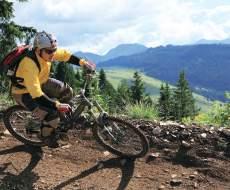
[11,31,96,148]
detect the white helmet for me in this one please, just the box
[33,31,57,50]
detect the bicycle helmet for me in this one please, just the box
[33,31,57,50]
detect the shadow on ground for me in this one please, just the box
[52,157,135,190]
[0,145,43,190]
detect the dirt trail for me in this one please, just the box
[0,120,230,190]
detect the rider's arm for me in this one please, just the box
[53,48,87,67]
[33,94,59,110]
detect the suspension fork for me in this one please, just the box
[72,101,87,119]
[91,100,108,124]
[87,101,119,141]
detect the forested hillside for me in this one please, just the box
[97,44,230,101]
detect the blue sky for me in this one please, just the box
[13,0,230,54]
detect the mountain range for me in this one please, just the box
[74,43,230,101]
[75,43,147,63]
[196,38,230,45]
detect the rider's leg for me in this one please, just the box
[41,111,60,148]
[42,78,88,126]
[12,93,41,133]
[42,78,74,121]
[12,93,60,147]
[41,78,73,103]
[32,106,60,147]
[32,107,59,136]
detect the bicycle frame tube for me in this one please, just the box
[92,100,104,113]
[71,71,107,124]
[72,96,92,120]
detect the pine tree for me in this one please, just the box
[0,0,36,61]
[54,63,66,82]
[98,69,106,91]
[73,69,82,89]
[172,71,197,121]
[75,69,81,81]
[158,83,172,120]
[116,79,131,111]
[89,69,117,113]
[0,0,36,92]
[101,81,117,113]
[142,95,153,106]
[54,62,77,89]
[130,71,145,104]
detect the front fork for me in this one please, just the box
[96,114,118,142]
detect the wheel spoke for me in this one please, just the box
[95,117,149,157]
[7,107,43,143]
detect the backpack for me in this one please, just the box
[0,45,41,89]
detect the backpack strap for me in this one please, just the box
[26,49,41,72]
[11,49,41,89]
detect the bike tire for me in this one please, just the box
[3,105,45,147]
[92,116,149,158]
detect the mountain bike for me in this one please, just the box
[3,70,149,158]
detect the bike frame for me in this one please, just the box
[60,73,107,132]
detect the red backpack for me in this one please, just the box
[0,45,41,89]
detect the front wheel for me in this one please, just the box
[3,105,44,146]
[93,116,149,158]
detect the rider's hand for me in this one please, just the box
[80,59,96,71]
[56,103,71,113]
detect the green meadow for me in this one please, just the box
[105,68,212,112]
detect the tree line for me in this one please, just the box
[53,62,198,122]
[158,71,198,121]
[53,63,230,127]
[53,63,154,114]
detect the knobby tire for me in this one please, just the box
[93,116,149,158]
[3,105,44,147]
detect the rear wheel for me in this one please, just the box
[3,105,44,146]
[93,116,149,158]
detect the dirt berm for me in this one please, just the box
[0,119,229,190]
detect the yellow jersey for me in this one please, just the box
[11,48,72,98]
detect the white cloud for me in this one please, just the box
[12,0,230,54]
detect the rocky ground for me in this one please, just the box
[0,118,229,190]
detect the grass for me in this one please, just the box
[125,103,159,120]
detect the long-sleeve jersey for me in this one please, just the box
[11,48,81,109]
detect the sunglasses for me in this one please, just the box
[43,48,57,54]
